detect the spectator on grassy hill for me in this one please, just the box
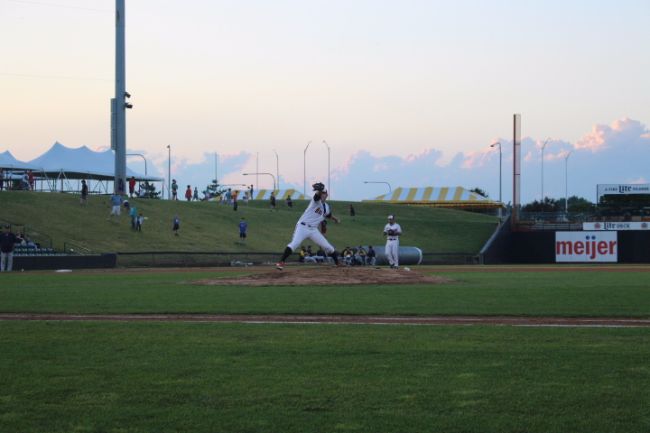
[109,193,122,218]
[80,179,88,206]
[349,204,356,219]
[270,192,276,210]
[21,173,29,190]
[129,204,138,230]
[185,185,192,201]
[238,217,247,242]
[193,187,199,201]
[27,170,34,191]
[0,168,4,191]
[286,195,293,208]
[128,176,136,198]
[0,224,17,272]
[172,215,180,236]
[171,179,178,200]
[136,213,144,232]
[249,184,254,200]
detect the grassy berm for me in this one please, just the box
[0,191,497,253]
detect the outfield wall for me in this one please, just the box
[481,229,650,264]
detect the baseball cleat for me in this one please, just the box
[275,262,284,270]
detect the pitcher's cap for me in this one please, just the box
[387,215,394,220]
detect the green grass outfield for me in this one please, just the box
[1,266,649,433]
[1,266,650,317]
[1,322,649,433]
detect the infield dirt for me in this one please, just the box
[193,266,452,286]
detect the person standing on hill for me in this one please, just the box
[185,185,192,201]
[275,182,341,270]
[238,217,248,242]
[109,193,122,218]
[28,170,35,190]
[128,176,136,198]
[172,215,180,236]
[383,215,402,269]
[129,204,138,230]
[0,224,17,272]
[80,179,88,205]
[193,187,199,201]
[269,192,276,210]
[171,179,178,200]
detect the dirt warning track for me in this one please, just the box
[1,313,649,328]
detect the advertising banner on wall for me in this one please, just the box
[555,231,618,263]
[597,184,650,198]
[583,222,650,231]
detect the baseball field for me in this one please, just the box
[1,265,649,433]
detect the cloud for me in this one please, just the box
[156,118,650,203]
[575,118,649,152]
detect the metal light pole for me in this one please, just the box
[113,0,128,194]
[303,140,311,196]
[490,141,502,218]
[126,153,147,176]
[541,138,550,204]
[243,172,276,191]
[363,181,392,195]
[322,140,331,197]
[565,150,572,214]
[167,145,171,200]
[273,150,279,191]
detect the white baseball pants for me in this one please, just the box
[0,251,13,272]
[288,223,335,254]
[385,240,399,267]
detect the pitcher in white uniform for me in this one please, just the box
[383,215,402,269]
[276,182,340,270]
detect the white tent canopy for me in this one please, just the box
[0,150,39,171]
[1,142,162,193]
[27,142,160,181]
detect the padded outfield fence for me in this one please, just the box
[116,251,478,268]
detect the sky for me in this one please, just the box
[1,0,649,203]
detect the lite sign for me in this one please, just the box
[555,232,618,263]
[597,184,650,197]
[583,222,650,231]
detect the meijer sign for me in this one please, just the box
[555,231,618,263]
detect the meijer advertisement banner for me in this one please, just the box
[555,231,618,263]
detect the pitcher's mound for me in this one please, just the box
[194,266,451,286]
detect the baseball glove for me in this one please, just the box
[312,182,325,192]
[319,220,327,234]
[387,229,395,236]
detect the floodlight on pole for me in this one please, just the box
[541,138,550,203]
[243,172,276,191]
[167,145,171,200]
[363,181,392,195]
[565,150,572,214]
[273,149,279,190]
[303,140,311,196]
[322,140,331,198]
[490,141,502,219]
[126,153,147,176]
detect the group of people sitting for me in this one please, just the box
[341,245,377,266]
[298,244,377,266]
